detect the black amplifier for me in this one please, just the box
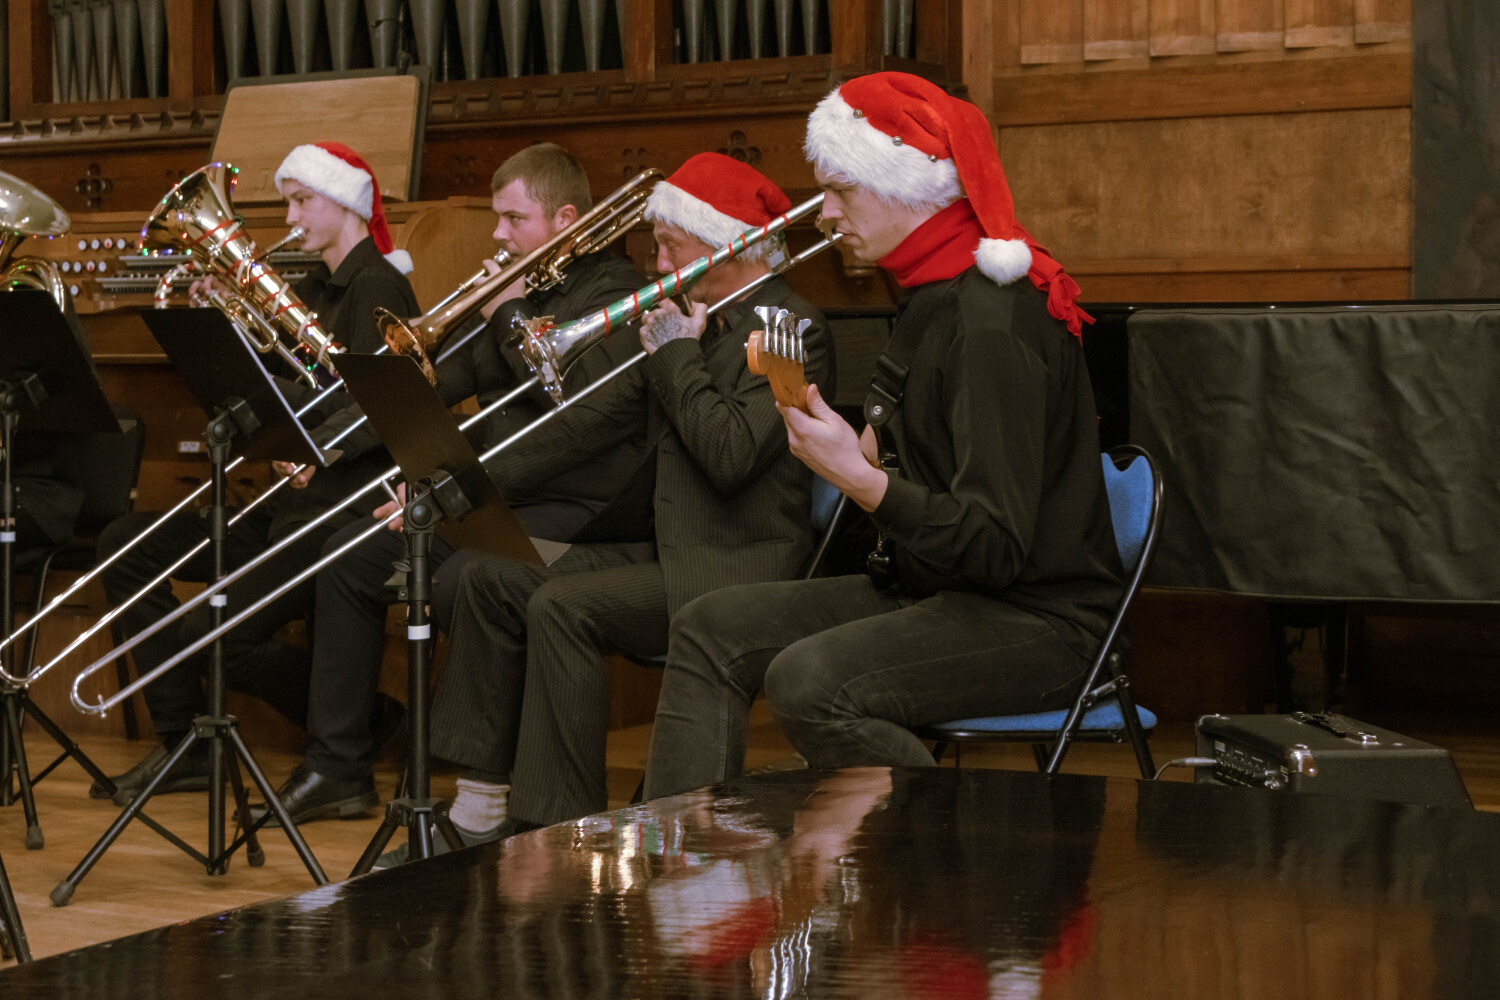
[1195,712,1472,809]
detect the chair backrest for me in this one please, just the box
[73,406,146,537]
[802,474,849,579]
[1101,451,1153,573]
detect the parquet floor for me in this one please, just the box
[1,703,1495,963]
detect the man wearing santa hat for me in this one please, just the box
[372,152,833,864]
[643,72,1124,797]
[94,141,420,804]
[245,143,653,827]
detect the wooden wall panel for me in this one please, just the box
[1285,0,1356,48]
[1019,0,1084,66]
[1149,0,1217,56]
[1085,0,1149,61]
[1355,0,1410,43]
[1216,0,1284,52]
[999,108,1409,266]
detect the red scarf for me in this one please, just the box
[879,199,1093,339]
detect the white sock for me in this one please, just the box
[449,778,508,833]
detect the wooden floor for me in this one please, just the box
[2,703,1497,963]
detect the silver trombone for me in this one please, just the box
[70,202,835,717]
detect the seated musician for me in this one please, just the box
[248,143,649,825]
[642,73,1122,797]
[374,154,833,865]
[94,142,420,802]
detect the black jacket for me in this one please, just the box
[487,275,834,615]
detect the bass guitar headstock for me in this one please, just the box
[748,306,812,412]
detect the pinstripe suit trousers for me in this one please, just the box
[429,539,665,825]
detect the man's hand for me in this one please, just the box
[271,461,316,489]
[779,384,889,512]
[187,274,229,305]
[477,256,529,320]
[374,482,408,531]
[640,298,707,355]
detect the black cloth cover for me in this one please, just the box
[1128,304,1500,602]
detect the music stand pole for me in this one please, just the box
[350,480,462,874]
[0,371,116,851]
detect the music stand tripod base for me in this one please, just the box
[53,310,331,903]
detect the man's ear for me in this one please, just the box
[553,203,579,231]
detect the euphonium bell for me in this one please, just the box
[142,162,341,387]
[0,169,72,309]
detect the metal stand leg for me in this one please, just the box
[0,846,31,963]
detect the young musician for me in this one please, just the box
[643,73,1122,796]
[247,143,650,825]
[94,143,419,803]
[374,153,833,864]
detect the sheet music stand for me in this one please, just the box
[52,308,330,905]
[331,352,539,875]
[0,290,120,851]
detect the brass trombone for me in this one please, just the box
[379,168,661,382]
[70,197,835,717]
[3,172,658,687]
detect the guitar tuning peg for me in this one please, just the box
[754,305,776,330]
[795,317,812,362]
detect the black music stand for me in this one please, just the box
[51,308,330,906]
[0,291,120,852]
[331,352,541,875]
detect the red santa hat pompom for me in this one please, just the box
[804,72,1090,337]
[644,152,792,261]
[274,142,414,274]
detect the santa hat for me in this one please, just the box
[805,72,1090,335]
[274,142,414,274]
[644,152,792,261]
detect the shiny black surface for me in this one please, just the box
[4,767,1497,998]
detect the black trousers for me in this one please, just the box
[643,575,1095,800]
[429,541,663,826]
[97,505,328,735]
[302,516,486,779]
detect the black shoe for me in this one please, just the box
[245,764,378,828]
[90,744,212,806]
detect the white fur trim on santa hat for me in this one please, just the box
[384,249,414,275]
[975,237,1031,285]
[804,89,960,214]
[274,144,375,219]
[644,181,771,260]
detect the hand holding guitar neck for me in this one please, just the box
[748,306,812,413]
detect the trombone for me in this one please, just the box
[2,169,659,685]
[380,168,661,382]
[70,198,835,717]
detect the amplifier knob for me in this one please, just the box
[85,261,96,272]
[76,239,87,251]
[89,238,101,250]
[97,261,108,274]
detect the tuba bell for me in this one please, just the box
[0,169,72,309]
[143,162,340,387]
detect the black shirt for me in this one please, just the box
[270,236,419,536]
[870,269,1122,650]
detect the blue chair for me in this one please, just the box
[912,446,1162,779]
